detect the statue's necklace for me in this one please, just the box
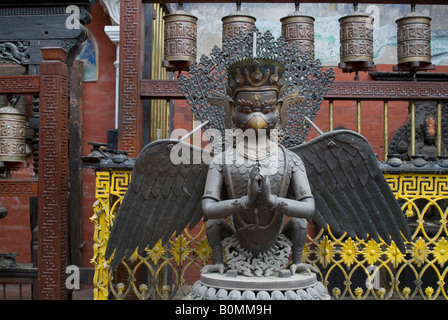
[235,141,279,161]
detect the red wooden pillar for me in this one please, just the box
[37,47,70,300]
[118,0,143,157]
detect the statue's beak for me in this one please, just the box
[247,115,268,131]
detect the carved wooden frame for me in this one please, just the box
[0,76,40,93]
[139,79,448,101]
[37,46,70,300]
[0,46,70,299]
[118,0,144,157]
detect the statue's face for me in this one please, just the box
[232,90,279,132]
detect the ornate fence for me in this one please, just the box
[91,169,448,300]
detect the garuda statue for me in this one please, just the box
[105,30,411,280]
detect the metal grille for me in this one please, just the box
[92,170,448,300]
[178,28,335,149]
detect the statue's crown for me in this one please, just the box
[227,58,285,98]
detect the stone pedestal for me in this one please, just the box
[188,271,330,300]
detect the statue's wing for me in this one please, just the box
[105,139,210,269]
[289,129,411,252]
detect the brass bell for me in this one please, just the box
[0,95,27,162]
[395,5,432,72]
[0,201,7,219]
[280,3,315,60]
[221,2,256,46]
[338,4,374,73]
[162,2,198,70]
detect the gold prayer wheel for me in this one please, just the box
[396,12,432,69]
[280,9,315,59]
[222,7,256,45]
[339,11,374,72]
[0,96,27,162]
[163,8,198,70]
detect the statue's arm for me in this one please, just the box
[201,163,257,220]
[274,195,315,219]
[262,168,315,219]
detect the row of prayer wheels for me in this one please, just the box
[162,3,433,73]
[0,5,433,163]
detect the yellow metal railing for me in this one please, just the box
[91,170,448,300]
[90,169,212,300]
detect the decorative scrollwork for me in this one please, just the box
[92,170,448,300]
[0,41,30,65]
[178,28,334,148]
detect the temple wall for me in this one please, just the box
[176,3,448,66]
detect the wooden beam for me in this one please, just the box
[326,81,448,101]
[0,75,40,94]
[0,178,38,197]
[140,79,448,101]
[38,46,70,300]
[118,0,144,157]
[140,79,184,99]
[68,60,84,268]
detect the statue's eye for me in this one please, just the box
[261,99,277,114]
[262,107,273,114]
[238,107,252,114]
[262,104,276,113]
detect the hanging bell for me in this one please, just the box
[338,6,374,73]
[280,4,315,60]
[162,3,198,70]
[0,201,7,219]
[221,3,256,46]
[0,95,27,162]
[395,7,432,71]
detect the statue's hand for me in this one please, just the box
[250,162,262,194]
[242,165,262,208]
[260,175,277,209]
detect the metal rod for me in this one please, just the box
[180,120,209,141]
[151,3,157,141]
[156,4,162,139]
[329,100,334,131]
[410,101,416,156]
[437,101,442,157]
[150,4,171,141]
[383,101,388,161]
[305,116,324,135]
[253,31,257,57]
[356,100,361,134]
